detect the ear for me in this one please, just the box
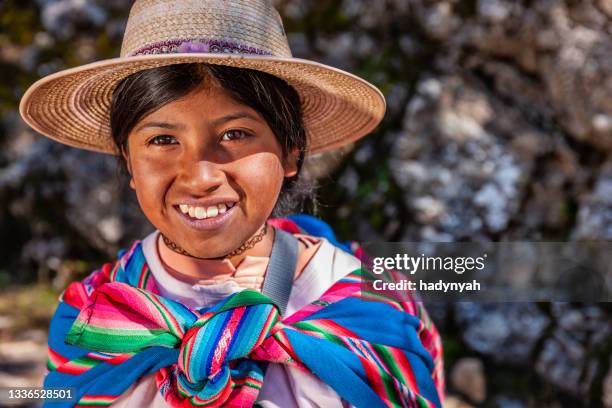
[121,146,136,190]
[283,148,299,178]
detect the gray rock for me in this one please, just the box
[572,161,612,240]
[455,303,550,365]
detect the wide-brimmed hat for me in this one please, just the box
[18,0,386,155]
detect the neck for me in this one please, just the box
[226,224,275,266]
[157,224,275,284]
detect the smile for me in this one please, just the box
[173,201,238,232]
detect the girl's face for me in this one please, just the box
[123,83,298,258]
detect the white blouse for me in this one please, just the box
[110,230,360,408]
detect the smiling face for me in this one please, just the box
[123,83,297,258]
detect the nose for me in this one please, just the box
[180,157,226,195]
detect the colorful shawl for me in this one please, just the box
[44,215,444,407]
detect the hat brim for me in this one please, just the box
[19,53,386,155]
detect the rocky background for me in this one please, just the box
[0,0,611,407]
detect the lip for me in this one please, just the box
[173,198,238,207]
[173,202,237,231]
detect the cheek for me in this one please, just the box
[131,157,174,216]
[237,153,285,207]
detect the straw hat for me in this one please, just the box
[18,0,386,155]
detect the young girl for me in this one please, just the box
[19,1,444,407]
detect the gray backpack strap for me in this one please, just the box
[262,227,299,316]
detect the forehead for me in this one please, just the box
[141,84,263,123]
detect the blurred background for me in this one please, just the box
[1,0,611,407]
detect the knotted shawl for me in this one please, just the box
[44,215,444,407]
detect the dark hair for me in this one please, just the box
[110,63,314,216]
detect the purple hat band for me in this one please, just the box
[129,38,274,57]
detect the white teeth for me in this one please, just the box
[206,206,219,218]
[180,202,235,219]
[194,207,207,219]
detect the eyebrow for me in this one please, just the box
[135,121,186,132]
[211,111,260,126]
[135,111,260,132]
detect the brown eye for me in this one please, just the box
[221,129,252,141]
[148,135,178,145]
